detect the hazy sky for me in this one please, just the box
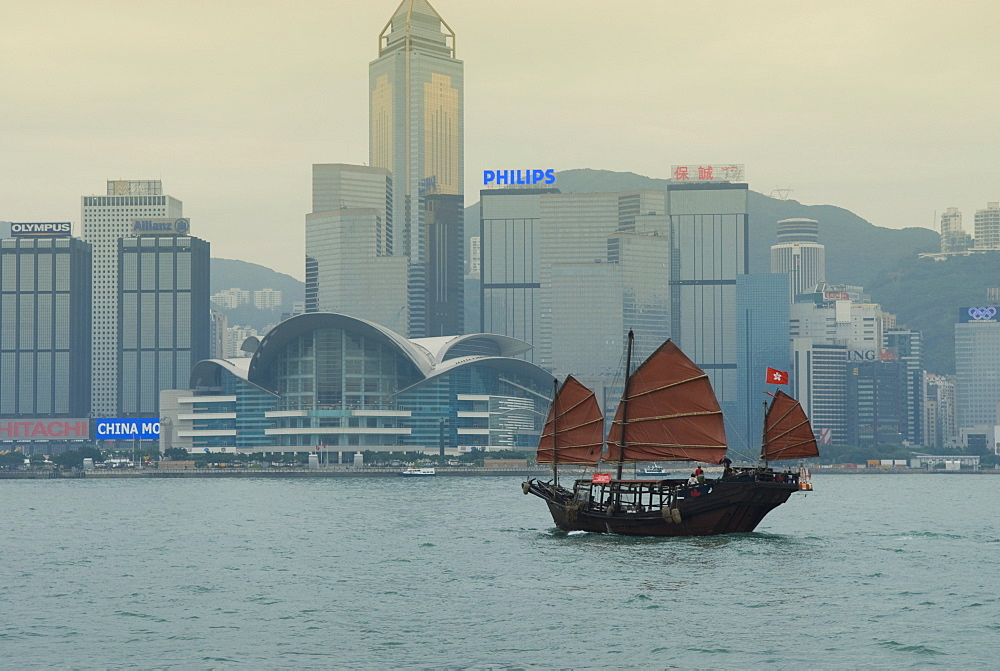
[3,1,999,279]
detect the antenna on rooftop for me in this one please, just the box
[770,186,793,200]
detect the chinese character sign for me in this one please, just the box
[671,164,745,183]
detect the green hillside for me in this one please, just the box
[550,169,940,286]
[211,257,305,300]
[210,257,305,332]
[868,253,1000,374]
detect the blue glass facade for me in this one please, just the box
[733,273,791,455]
[668,183,749,409]
[0,237,92,417]
[847,361,907,445]
[883,328,923,445]
[177,313,553,454]
[119,235,210,416]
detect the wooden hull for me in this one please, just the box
[526,477,800,537]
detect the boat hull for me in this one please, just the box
[527,477,800,537]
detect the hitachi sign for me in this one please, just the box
[0,419,89,440]
[10,222,72,237]
[483,169,556,186]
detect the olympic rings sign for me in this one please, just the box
[968,307,997,321]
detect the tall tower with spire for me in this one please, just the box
[370,0,464,337]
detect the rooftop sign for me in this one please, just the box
[960,306,998,323]
[671,164,745,183]
[132,218,191,236]
[483,169,556,186]
[10,222,72,237]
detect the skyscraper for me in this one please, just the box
[846,360,907,446]
[480,188,551,363]
[370,0,463,337]
[733,273,791,452]
[0,232,92,418]
[306,164,408,334]
[770,218,825,302]
[667,181,749,410]
[481,188,669,381]
[955,305,1000,433]
[118,234,210,416]
[884,328,924,445]
[82,180,182,416]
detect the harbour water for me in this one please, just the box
[1,474,997,668]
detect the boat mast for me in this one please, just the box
[551,378,559,486]
[761,398,769,469]
[616,330,634,480]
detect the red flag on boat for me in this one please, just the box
[765,367,789,385]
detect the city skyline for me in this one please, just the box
[3,1,999,279]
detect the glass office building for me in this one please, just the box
[667,182,749,409]
[481,189,669,382]
[118,235,210,416]
[306,164,408,334]
[955,307,1000,431]
[480,189,552,364]
[884,328,924,445]
[169,313,554,455]
[846,360,907,446]
[369,0,463,337]
[0,236,92,417]
[733,273,791,453]
[82,180,183,415]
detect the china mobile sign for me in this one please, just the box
[671,164,745,183]
[0,419,89,441]
[94,419,160,440]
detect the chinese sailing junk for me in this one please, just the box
[523,334,818,536]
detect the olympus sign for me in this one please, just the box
[10,222,72,237]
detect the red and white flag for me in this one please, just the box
[765,367,789,385]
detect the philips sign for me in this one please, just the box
[10,222,72,237]
[132,218,191,236]
[483,169,556,186]
[94,418,160,440]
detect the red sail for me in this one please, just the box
[605,340,728,464]
[761,390,820,462]
[536,375,604,466]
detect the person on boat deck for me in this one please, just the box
[687,473,699,486]
[720,457,733,476]
[694,466,705,484]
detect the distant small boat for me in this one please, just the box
[399,467,436,477]
[637,464,671,476]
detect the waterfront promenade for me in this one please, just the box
[0,466,556,480]
[1,466,996,480]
